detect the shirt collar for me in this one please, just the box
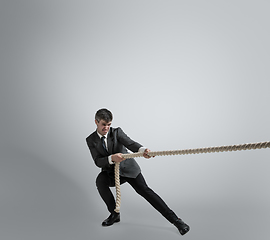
[96,130,108,139]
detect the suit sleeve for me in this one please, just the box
[117,127,143,153]
[86,137,111,169]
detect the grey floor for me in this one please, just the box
[1,150,269,240]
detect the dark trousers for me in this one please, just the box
[96,171,178,223]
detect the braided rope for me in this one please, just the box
[114,162,121,213]
[114,141,270,212]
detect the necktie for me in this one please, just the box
[101,136,108,152]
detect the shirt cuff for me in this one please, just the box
[108,155,114,165]
[138,147,147,153]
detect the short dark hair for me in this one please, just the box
[95,108,113,122]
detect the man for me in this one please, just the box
[86,108,190,235]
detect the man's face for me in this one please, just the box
[95,119,111,136]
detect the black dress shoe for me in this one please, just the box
[102,212,120,226]
[173,218,190,235]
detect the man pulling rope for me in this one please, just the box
[86,108,190,235]
[86,108,269,236]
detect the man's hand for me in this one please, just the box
[112,153,125,163]
[143,148,155,159]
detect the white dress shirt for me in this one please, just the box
[96,130,147,165]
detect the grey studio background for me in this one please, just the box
[1,1,270,240]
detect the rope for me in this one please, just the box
[114,162,121,213]
[114,141,270,212]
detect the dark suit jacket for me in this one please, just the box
[86,127,142,178]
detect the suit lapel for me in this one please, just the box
[107,129,114,154]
